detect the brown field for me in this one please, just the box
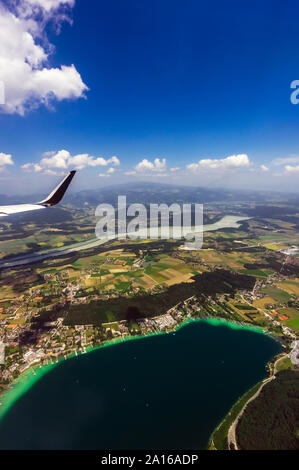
[97,274,112,283]
[0,314,11,320]
[193,249,253,270]
[8,317,26,325]
[160,256,185,265]
[65,268,81,278]
[98,249,136,258]
[253,296,277,309]
[140,274,157,288]
[84,277,97,288]
[118,275,131,282]
[161,268,194,286]
[165,275,194,286]
[275,279,299,296]
[105,284,115,290]
[0,286,21,301]
[108,267,130,273]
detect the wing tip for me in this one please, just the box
[39,170,76,207]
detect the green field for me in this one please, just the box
[261,286,291,303]
[276,357,295,372]
[239,268,274,279]
[286,318,299,330]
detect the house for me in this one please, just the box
[278,315,289,321]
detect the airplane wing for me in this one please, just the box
[0,171,76,217]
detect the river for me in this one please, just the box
[0,215,249,269]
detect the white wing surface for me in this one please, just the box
[0,171,76,217]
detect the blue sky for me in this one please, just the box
[1,0,299,194]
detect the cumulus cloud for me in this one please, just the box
[22,150,120,173]
[135,158,167,173]
[170,167,180,172]
[0,0,87,115]
[109,156,120,166]
[186,154,250,172]
[260,164,269,171]
[0,152,14,171]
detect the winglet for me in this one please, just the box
[38,171,76,207]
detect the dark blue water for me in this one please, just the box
[0,321,281,449]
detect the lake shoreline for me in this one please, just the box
[208,350,290,450]
[0,315,278,430]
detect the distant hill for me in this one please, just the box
[62,182,299,208]
[1,181,299,212]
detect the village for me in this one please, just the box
[1,276,298,390]
[1,242,299,393]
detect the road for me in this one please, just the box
[227,353,289,450]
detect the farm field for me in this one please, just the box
[227,301,260,323]
[275,279,299,296]
[276,307,299,331]
[0,231,93,259]
[264,243,282,250]
[261,286,291,303]
[0,285,16,301]
[1,209,299,330]
[239,268,274,279]
[39,249,203,293]
[253,296,277,309]
[186,249,258,271]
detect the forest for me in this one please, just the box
[62,269,256,326]
[237,370,299,450]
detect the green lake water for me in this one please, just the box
[0,319,281,449]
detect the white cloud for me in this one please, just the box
[21,162,34,171]
[109,156,120,166]
[26,0,75,12]
[285,164,299,174]
[260,164,269,171]
[135,158,167,173]
[187,154,250,172]
[272,156,299,166]
[170,167,180,172]
[124,170,137,176]
[22,150,120,173]
[98,165,118,177]
[0,1,87,115]
[0,152,14,171]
